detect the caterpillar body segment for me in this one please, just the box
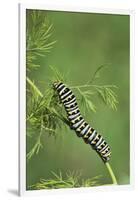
[53,82,111,162]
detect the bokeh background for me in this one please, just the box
[26,10,130,188]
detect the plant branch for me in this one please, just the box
[27,76,70,127]
[70,84,117,89]
[105,162,118,185]
[26,76,43,98]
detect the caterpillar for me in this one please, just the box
[53,81,111,162]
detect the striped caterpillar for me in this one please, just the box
[53,81,111,162]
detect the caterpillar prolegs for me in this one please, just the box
[53,81,111,162]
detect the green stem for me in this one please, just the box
[105,162,118,185]
[26,76,43,97]
[70,84,117,89]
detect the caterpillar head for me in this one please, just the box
[53,81,61,89]
[53,81,60,89]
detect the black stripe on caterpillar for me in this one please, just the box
[53,81,111,162]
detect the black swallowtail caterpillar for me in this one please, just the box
[53,81,111,162]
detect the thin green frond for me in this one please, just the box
[71,84,118,111]
[26,10,56,70]
[26,78,68,159]
[87,63,111,84]
[94,85,118,110]
[26,77,43,98]
[49,65,65,82]
[29,171,102,190]
[82,175,102,187]
[27,118,43,160]
[77,88,96,114]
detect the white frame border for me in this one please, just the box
[19,3,135,196]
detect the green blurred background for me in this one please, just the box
[26,10,130,188]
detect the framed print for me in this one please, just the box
[19,3,134,196]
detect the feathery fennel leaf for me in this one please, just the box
[29,171,102,189]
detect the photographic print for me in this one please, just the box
[19,5,131,194]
